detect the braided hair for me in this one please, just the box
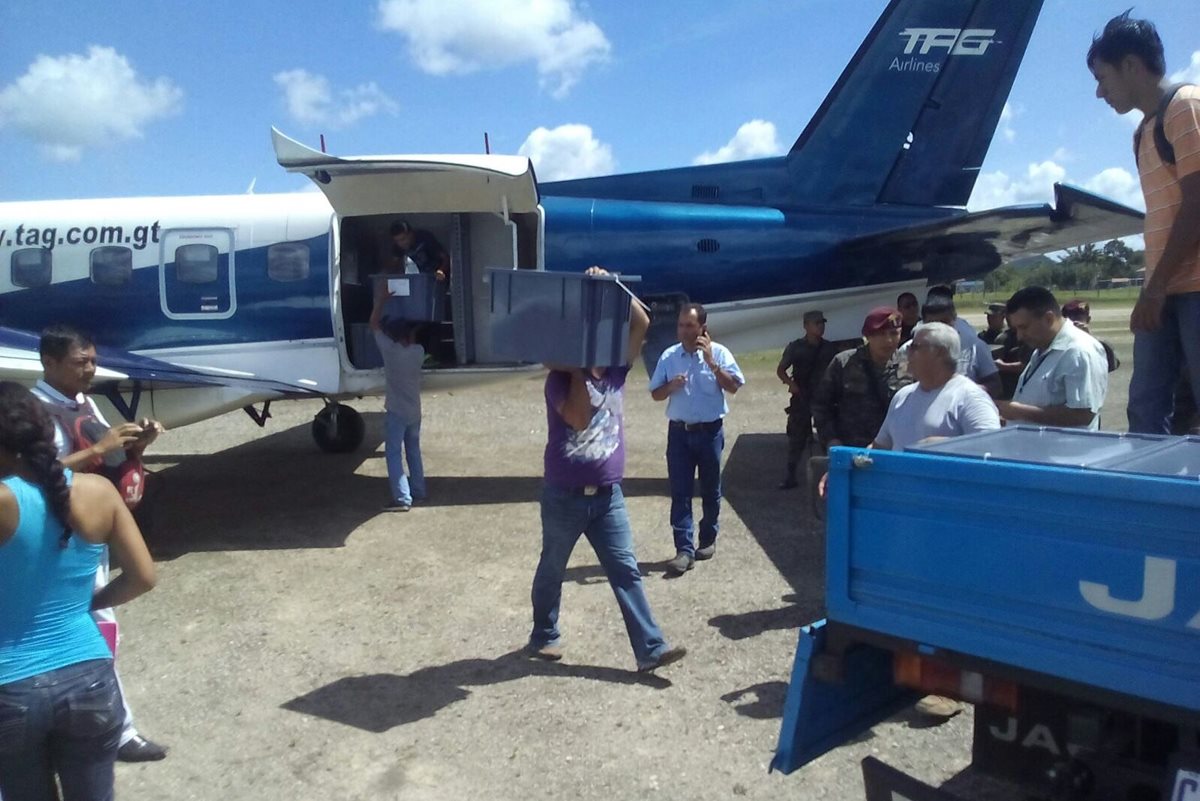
[0,382,72,544]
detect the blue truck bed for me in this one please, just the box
[775,426,1200,774]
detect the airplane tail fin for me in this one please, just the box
[788,0,1043,208]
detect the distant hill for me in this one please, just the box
[1005,254,1056,271]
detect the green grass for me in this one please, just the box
[957,286,1142,309]
[738,349,784,367]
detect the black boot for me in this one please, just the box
[778,464,798,490]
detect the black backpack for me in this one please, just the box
[1134,83,1193,168]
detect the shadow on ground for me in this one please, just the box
[720,681,790,720]
[137,415,388,558]
[562,560,675,585]
[720,433,826,605]
[708,593,808,640]
[282,649,670,732]
[138,410,671,559]
[416,476,670,508]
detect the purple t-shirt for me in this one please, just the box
[544,367,629,487]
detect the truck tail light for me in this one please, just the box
[894,651,1019,713]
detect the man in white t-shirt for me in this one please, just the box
[875,322,1001,452]
[872,320,1000,723]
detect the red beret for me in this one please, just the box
[862,306,902,336]
[1061,299,1090,319]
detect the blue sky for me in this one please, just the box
[1,0,1197,214]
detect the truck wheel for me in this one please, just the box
[312,403,365,453]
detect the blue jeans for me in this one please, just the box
[1128,292,1200,434]
[0,659,123,801]
[385,412,425,505]
[530,484,669,668]
[666,422,725,557]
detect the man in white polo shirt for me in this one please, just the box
[996,287,1109,430]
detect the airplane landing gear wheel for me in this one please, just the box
[312,403,365,453]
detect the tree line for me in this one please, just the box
[982,239,1144,293]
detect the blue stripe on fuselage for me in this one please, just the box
[0,235,332,350]
[540,196,955,303]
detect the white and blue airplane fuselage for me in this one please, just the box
[0,0,1143,450]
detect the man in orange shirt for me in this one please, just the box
[1088,12,1200,434]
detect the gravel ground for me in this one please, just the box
[110,311,1134,800]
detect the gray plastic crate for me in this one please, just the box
[372,273,445,322]
[486,269,634,367]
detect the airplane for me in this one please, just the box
[0,0,1143,453]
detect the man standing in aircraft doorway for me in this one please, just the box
[649,304,745,577]
[389,220,450,282]
[32,325,169,763]
[370,220,454,361]
[1088,12,1200,434]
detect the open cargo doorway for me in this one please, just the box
[271,128,543,372]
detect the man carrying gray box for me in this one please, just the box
[526,267,687,673]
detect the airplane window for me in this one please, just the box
[174,244,219,284]
[268,242,310,282]
[11,248,51,288]
[91,246,132,286]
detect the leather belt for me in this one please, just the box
[562,484,615,496]
[669,419,722,432]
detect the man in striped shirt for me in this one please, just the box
[1088,12,1200,434]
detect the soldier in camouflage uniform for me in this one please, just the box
[776,309,838,489]
[812,307,904,449]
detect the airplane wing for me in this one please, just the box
[839,183,1145,283]
[0,326,319,398]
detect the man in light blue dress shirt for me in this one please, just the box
[649,303,745,575]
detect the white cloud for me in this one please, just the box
[376,0,609,98]
[998,102,1019,143]
[0,46,181,162]
[1083,166,1144,210]
[274,69,397,129]
[518,123,614,181]
[968,160,1067,210]
[693,119,782,165]
[969,160,1146,213]
[1170,51,1200,84]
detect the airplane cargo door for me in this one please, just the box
[271,128,540,368]
[159,228,236,319]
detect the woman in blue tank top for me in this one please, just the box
[0,382,156,801]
